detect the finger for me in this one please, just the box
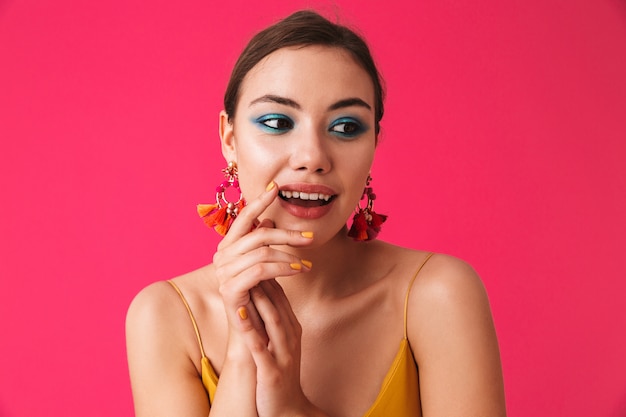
[258,280,292,327]
[259,280,301,341]
[220,180,279,244]
[219,260,307,309]
[251,282,299,361]
[236,303,273,359]
[236,287,273,365]
[212,219,313,288]
[236,303,277,370]
[222,285,269,346]
[267,279,301,331]
[216,244,309,286]
[225,227,315,257]
[240,298,269,345]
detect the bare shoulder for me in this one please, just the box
[126,280,180,325]
[406,252,494,353]
[367,244,484,303]
[126,276,195,341]
[404,252,507,416]
[125,275,198,376]
[126,269,214,416]
[411,253,486,307]
[126,266,217,333]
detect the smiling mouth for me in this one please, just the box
[279,190,335,207]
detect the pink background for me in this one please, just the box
[1,0,625,416]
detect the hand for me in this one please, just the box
[244,279,318,417]
[212,181,314,356]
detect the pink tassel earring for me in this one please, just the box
[197,161,245,236]
[347,175,387,241]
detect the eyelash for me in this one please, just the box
[328,117,366,139]
[255,114,294,133]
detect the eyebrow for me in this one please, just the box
[249,95,301,109]
[328,98,372,112]
[249,94,372,112]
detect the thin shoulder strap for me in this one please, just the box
[166,280,207,359]
[403,252,435,339]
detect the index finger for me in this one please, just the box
[223,180,278,241]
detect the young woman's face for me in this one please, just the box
[221,45,377,242]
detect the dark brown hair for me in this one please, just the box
[224,10,385,135]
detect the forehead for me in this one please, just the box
[238,45,375,108]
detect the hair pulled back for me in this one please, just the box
[224,10,385,135]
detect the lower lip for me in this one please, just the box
[278,198,334,219]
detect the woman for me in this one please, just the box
[126,10,506,417]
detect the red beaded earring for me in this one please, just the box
[197,161,246,236]
[347,175,387,241]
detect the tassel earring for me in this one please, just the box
[347,175,387,241]
[197,161,245,236]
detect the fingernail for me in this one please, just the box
[290,262,302,270]
[301,259,313,269]
[300,231,314,238]
[265,181,276,191]
[237,306,248,320]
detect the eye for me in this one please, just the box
[255,114,294,133]
[329,117,366,138]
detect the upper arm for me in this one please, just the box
[126,282,211,417]
[409,254,506,416]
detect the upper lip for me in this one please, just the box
[278,183,337,196]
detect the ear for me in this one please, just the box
[219,110,237,162]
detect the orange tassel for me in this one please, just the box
[197,203,218,217]
[197,201,244,237]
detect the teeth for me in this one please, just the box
[280,190,332,201]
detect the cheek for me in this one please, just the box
[343,152,375,204]
[234,147,280,200]
[355,151,374,201]
[237,167,269,202]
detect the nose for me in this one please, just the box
[288,126,331,174]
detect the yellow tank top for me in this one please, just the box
[167,252,433,416]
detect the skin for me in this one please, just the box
[126,45,507,417]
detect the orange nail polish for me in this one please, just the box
[301,259,313,269]
[266,181,276,191]
[237,307,248,320]
[300,231,314,238]
[290,262,302,270]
